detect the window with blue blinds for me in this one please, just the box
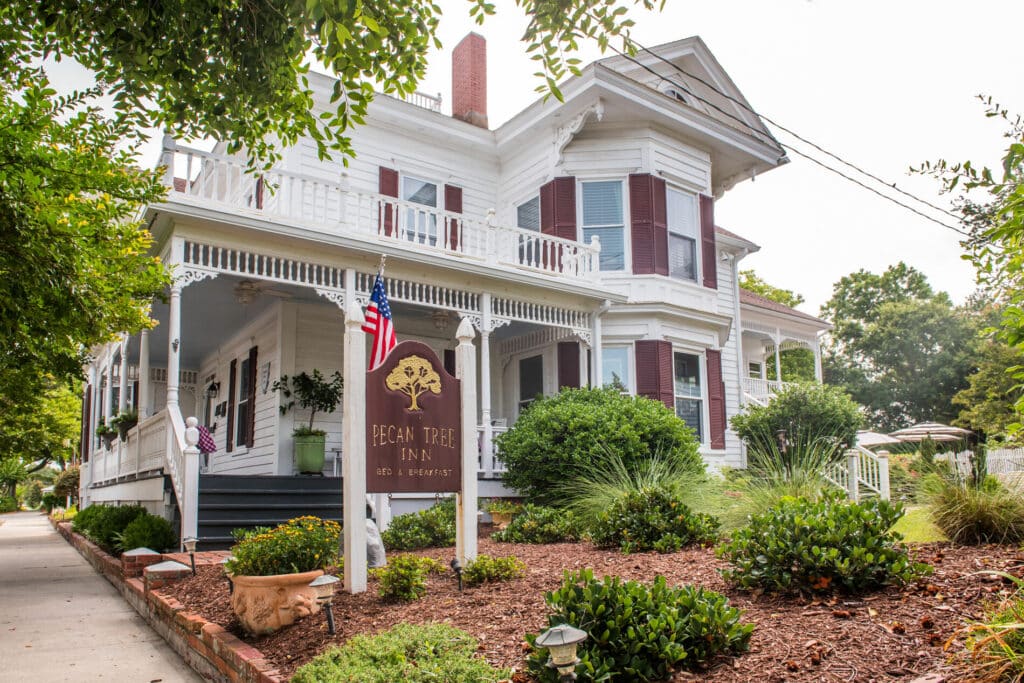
[582,180,625,271]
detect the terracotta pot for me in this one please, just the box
[229,569,324,635]
[490,511,513,530]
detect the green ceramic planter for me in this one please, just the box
[293,433,326,474]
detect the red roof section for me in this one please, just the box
[739,288,831,327]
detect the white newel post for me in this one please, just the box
[846,449,860,502]
[877,450,891,501]
[342,301,367,594]
[455,318,479,565]
[181,417,200,549]
[479,293,493,476]
[139,329,151,418]
[118,337,129,413]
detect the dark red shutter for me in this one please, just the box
[629,174,668,275]
[444,184,462,252]
[132,380,139,413]
[539,176,576,272]
[706,349,726,449]
[443,349,456,376]
[379,167,399,237]
[245,347,258,448]
[557,342,581,389]
[635,340,673,410]
[700,194,717,289]
[255,176,265,210]
[81,384,92,463]
[226,359,237,453]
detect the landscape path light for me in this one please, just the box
[220,555,234,594]
[309,574,340,634]
[182,536,198,575]
[450,557,463,592]
[535,623,588,682]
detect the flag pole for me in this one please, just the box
[377,254,387,277]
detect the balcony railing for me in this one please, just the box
[163,142,601,281]
[741,377,792,404]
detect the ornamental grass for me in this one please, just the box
[225,516,340,577]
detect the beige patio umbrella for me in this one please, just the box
[888,422,973,443]
[856,430,902,449]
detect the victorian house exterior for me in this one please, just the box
[79,34,830,541]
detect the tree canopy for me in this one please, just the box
[740,270,805,309]
[740,270,815,383]
[821,264,980,431]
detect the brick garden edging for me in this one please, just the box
[52,520,284,683]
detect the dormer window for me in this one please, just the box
[661,85,692,106]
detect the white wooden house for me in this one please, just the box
[78,34,830,543]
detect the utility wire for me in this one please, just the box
[632,40,964,224]
[602,42,968,237]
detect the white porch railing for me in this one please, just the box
[824,446,890,502]
[477,424,509,477]
[741,377,792,404]
[164,143,601,281]
[402,90,443,113]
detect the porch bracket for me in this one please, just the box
[315,288,346,310]
[175,267,219,289]
[461,313,511,333]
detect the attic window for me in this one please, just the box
[661,85,692,105]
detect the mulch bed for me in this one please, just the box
[167,531,1024,682]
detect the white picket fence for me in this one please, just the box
[935,447,1024,478]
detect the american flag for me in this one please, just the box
[362,273,397,370]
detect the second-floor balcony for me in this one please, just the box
[160,141,602,283]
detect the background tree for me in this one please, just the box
[740,270,816,383]
[0,379,82,471]
[952,340,1024,442]
[821,264,980,430]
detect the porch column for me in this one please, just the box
[139,329,151,418]
[166,284,182,410]
[773,329,782,384]
[341,300,367,594]
[118,336,129,413]
[479,293,493,476]
[591,300,610,386]
[103,363,113,426]
[813,335,824,383]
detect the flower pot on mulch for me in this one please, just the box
[230,569,324,635]
[490,511,513,529]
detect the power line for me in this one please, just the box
[601,42,968,237]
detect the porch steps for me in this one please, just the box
[189,474,344,550]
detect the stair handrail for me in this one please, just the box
[823,445,890,502]
[165,407,201,550]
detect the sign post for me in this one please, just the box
[342,301,367,593]
[455,318,478,564]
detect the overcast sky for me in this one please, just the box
[412,0,1024,314]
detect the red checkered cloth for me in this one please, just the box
[197,425,216,454]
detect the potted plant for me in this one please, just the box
[484,498,522,529]
[273,370,344,474]
[225,516,341,635]
[110,409,138,441]
[95,422,117,449]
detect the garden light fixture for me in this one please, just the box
[220,555,234,594]
[182,536,198,575]
[450,557,463,592]
[309,574,340,634]
[536,623,588,682]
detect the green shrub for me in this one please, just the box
[730,382,862,453]
[718,491,929,594]
[72,504,148,552]
[0,495,17,513]
[381,498,456,550]
[71,503,105,534]
[463,554,525,587]
[528,569,752,682]
[53,466,80,504]
[374,555,431,602]
[492,504,581,544]
[590,486,719,553]
[115,513,177,552]
[292,622,509,683]
[496,388,704,504]
[225,516,340,576]
[20,481,43,508]
[925,475,1024,544]
[40,492,63,512]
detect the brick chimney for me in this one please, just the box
[452,33,488,129]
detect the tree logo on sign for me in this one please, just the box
[385,355,442,411]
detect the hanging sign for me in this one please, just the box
[365,340,462,493]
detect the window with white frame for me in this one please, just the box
[674,352,703,441]
[235,355,252,448]
[518,355,544,412]
[748,362,763,379]
[581,180,625,271]
[601,346,631,392]
[666,188,698,281]
[401,176,438,246]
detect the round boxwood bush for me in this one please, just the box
[115,513,177,552]
[496,388,703,504]
[717,491,930,594]
[381,498,456,550]
[529,569,752,681]
[492,504,582,544]
[590,486,719,553]
[730,382,863,452]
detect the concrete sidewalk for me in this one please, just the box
[0,511,203,682]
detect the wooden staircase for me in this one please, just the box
[174,474,344,550]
